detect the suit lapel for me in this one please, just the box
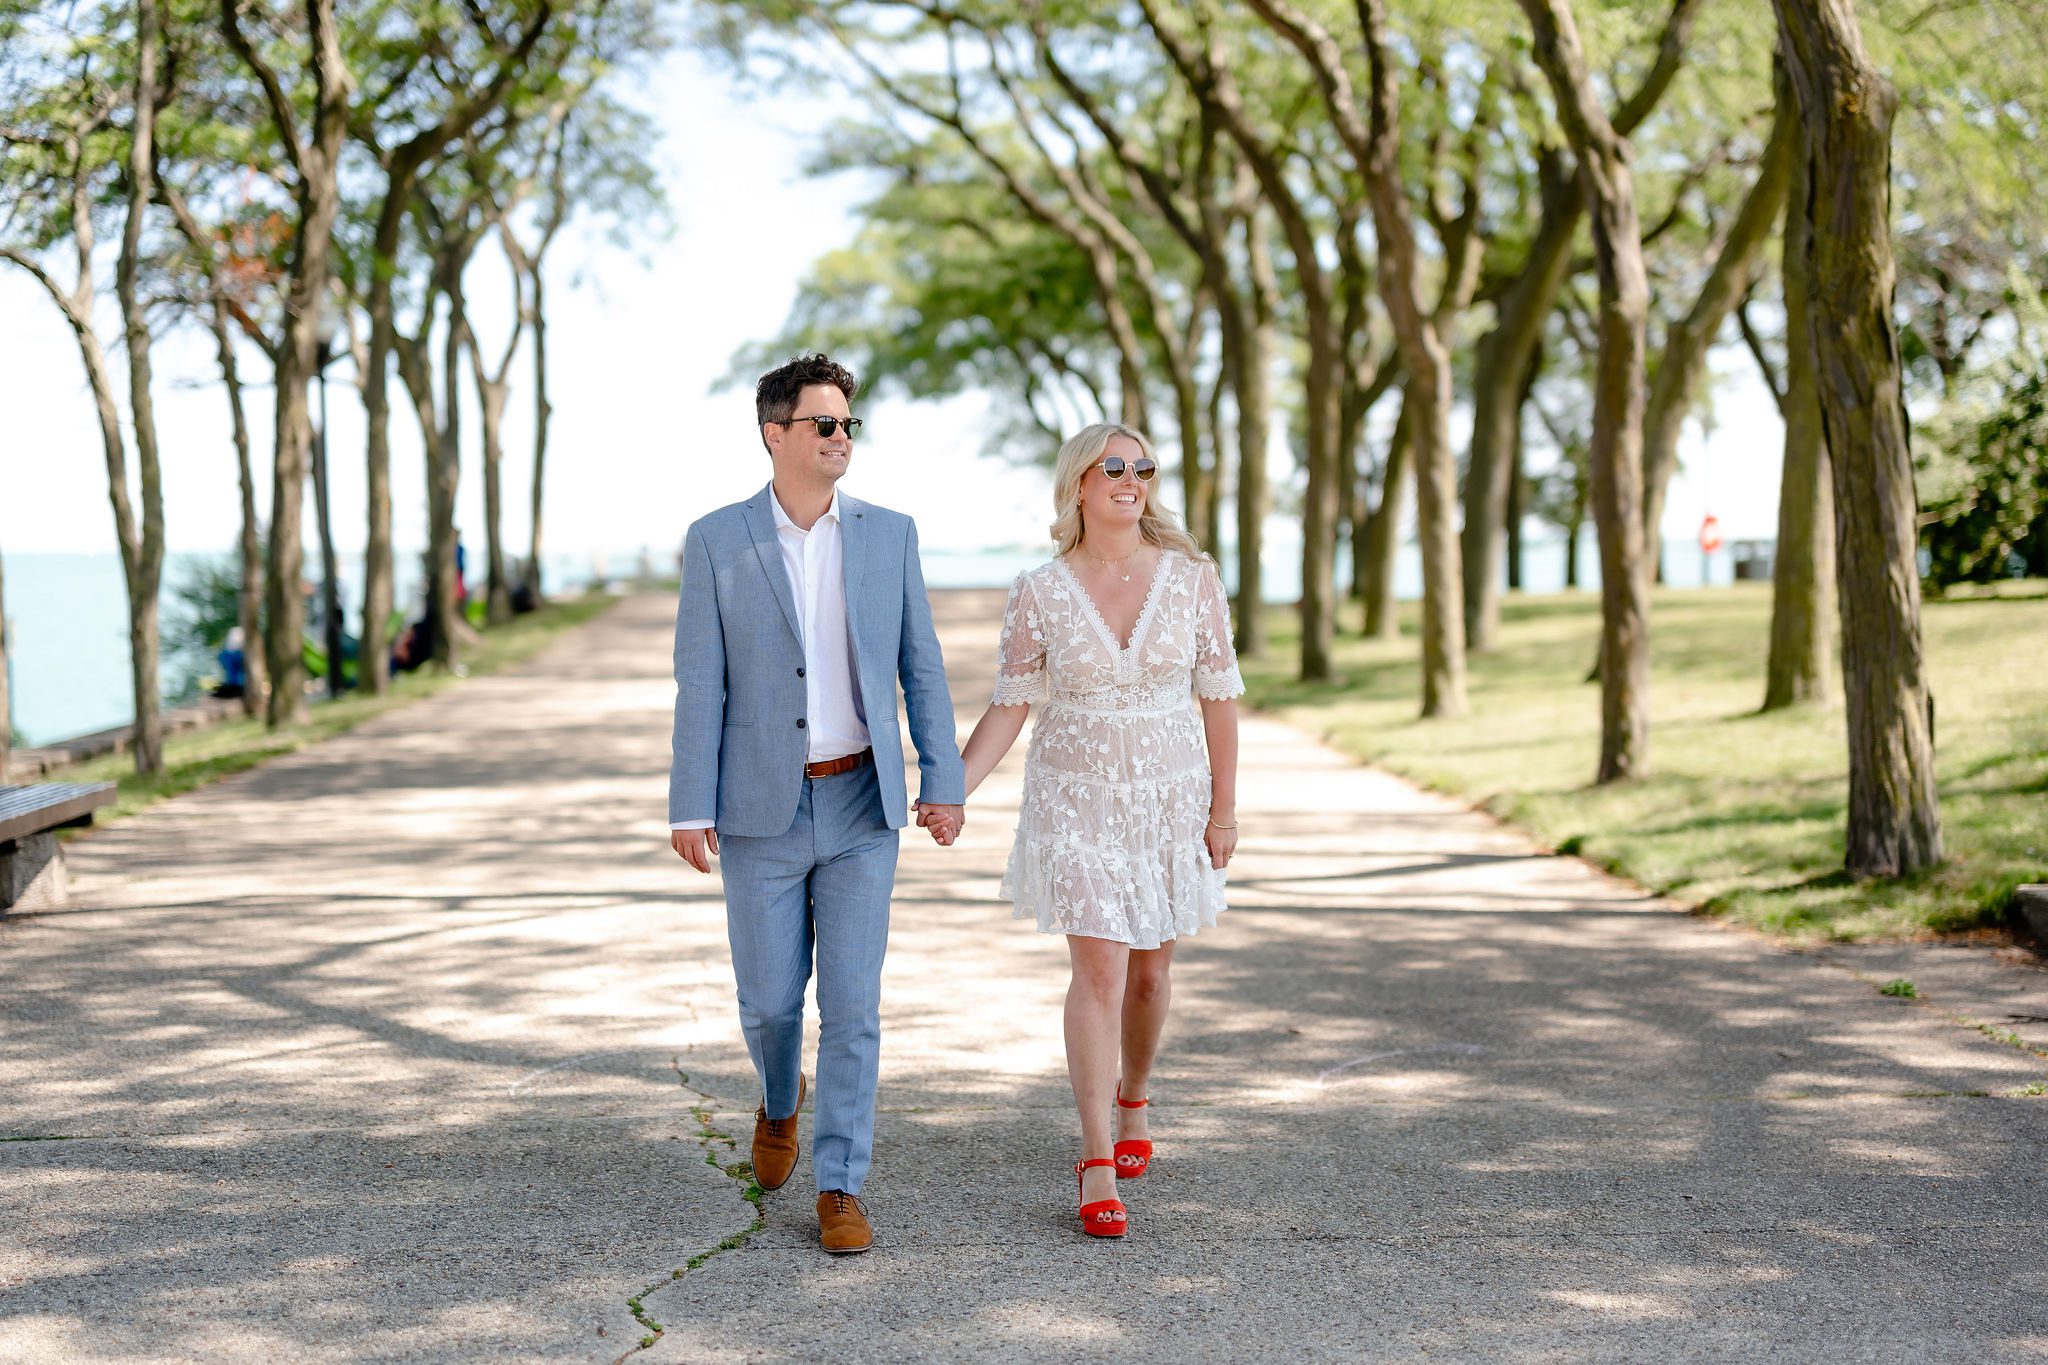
[742,485,802,644]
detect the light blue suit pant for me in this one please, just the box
[718,765,899,1196]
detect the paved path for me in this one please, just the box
[3,591,2044,1362]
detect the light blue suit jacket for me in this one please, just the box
[668,484,965,837]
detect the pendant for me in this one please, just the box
[1120,574,1131,582]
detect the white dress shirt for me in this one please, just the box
[671,484,870,831]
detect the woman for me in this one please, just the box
[946,421,1242,1239]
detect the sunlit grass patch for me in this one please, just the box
[1241,583,2048,942]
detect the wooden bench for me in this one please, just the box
[0,783,117,912]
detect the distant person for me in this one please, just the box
[454,536,469,607]
[214,626,249,699]
[667,353,964,1255]
[949,421,1243,1240]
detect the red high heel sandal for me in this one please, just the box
[1113,1084,1152,1180]
[1075,1158,1128,1238]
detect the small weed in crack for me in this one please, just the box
[612,1059,768,1361]
[1836,965,2048,1065]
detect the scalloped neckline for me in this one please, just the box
[1057,550,1174,656]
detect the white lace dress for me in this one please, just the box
[991,549,1245,948]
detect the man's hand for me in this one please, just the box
[671,827,720,873]
[914,801,965,847]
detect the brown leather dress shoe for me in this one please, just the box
[751,1074,805,1192]
[815,1190,874,1255]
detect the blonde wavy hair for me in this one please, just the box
[1049,422,1203,559]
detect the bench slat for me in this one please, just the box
[0,784,118,845]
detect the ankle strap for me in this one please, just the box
[1075,1157,1116,1173]
[1115,1093,1149,1108]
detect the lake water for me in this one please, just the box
[3,529,1735,748]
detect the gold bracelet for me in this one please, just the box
[1208,819,1237,829]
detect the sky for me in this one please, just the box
[0,42,1788,575]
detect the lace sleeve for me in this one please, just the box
[1192,559,1246,701]
[991,572,1050,707]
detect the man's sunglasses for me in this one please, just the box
[1094,455,1157,482]
[777,415,863,438]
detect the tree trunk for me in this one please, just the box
[232,0,350,730]
[1363,396,1413,639]
[1506,340,1544,595]
[527,259,552,603]
[432,280,467,669]
[310,376,345,696]
[1170,316,1208,547]
[480,375,513,624]
[1762,124,1836,711]
[1340,394,1368,609]
[361,196,406,698]
[116,0,166,774]
[206,296,267,718]
[1564,495,1584,588]
[1361,0,1466,715]
[1506,420,1526,594]
[1203,337,1228,568]
[1232,208,1276,656]
[1524,0,1653,783]
[1775,0,1942,875]
[1641,86,1797,548]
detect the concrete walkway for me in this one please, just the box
[2,590,2044,1363]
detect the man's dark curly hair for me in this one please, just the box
[755,353,859,444]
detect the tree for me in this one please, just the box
[1460,0,1703,653]
[1138,0,1347,681]
[1760,93,1834,711]
[1521,0,1653,783]
[1030,8,1274,597]
[496,91,671,605]
[114,0,168,769]
[0,0,169,773]
[158,177,272,719]
[218,0,352,728]
[1245,0,1469,713]
[1773,0,1943,877]
[1639,69,1796,564]
[353,0,555,693]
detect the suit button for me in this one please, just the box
[796,718,807,729]
[797,667,805,678]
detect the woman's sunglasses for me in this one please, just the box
[1093,455,1157,482]
[780,415,863,438]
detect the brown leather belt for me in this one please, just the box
[804,747,873,780]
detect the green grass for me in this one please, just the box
[1241,582,2048,941]
[56,592,621,826]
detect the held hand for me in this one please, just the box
[914,801,965,847]
[671,827,719,873]
[1204,817,1237,872]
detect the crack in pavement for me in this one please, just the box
[606,1058,765,1364]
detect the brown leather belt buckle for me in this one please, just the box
[804,747,873,780]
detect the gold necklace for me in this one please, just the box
[1079,543,1143,582]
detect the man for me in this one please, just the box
[669,353,965,1255]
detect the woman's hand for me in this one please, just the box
[1204,816,1237,871]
